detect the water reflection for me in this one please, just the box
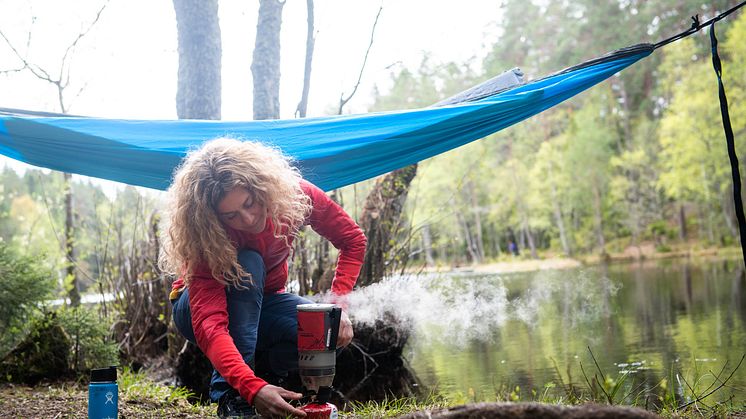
[405,259,746,404]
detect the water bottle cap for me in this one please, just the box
[90,366,117,382]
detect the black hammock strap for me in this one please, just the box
[709,22,746,266]
[654,1,746,50]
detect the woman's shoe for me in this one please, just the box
[216,389,257,418]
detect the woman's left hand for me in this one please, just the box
[337,310,353,347]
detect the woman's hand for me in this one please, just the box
[337,310,354,347]
[253,385,306,418]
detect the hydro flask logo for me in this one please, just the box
[105,391,114,404]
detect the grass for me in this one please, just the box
[540,348,746,418]
[116,367,215,417]
[341,393,451,418]
[0,367,215,418]
[1,352,744,418]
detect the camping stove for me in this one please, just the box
[297,303,341,418]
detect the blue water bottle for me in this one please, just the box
[88,366,118,419]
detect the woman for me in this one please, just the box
[160,138,366,418]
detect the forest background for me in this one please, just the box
[0,0,744,408]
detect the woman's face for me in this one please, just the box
[217,187,268,234]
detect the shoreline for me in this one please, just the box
[410,245,741,275]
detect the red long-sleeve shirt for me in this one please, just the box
[170,180,366,403]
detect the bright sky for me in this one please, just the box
[0,0,502,191]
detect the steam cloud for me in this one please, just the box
[342,269,620,345]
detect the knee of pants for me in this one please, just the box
[237,249,266,288]
[172,291,196,343]
[257,312,299,351]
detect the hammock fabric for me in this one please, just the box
[0,45,653,192]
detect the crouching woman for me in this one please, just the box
[160,138,366,418]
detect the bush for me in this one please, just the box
[1,305,119,383]
[56,305,119,375]
[648,220,673,243]
[0,311,70,384]
[0,244,54,356]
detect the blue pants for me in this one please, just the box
[172,249,312,401]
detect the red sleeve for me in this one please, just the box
[301,180,367,304]
[188,268,268,403]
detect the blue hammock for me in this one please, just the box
[0,45,653,191]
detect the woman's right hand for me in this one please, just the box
[253,384,307,418]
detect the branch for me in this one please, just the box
[0,1,109,113]
[0,66,27,76]
[337,4,383,114]
[36,172,98,283]
[343,340,381,399]
[0,28,54,83]
[59,1,109,89]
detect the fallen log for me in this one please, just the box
[398,402,660,419]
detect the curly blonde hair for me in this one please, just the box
[159,138,312,288]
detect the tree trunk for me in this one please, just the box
[358,165,418,286]
[551,198,571,256]
[252,0,284,120]
[457,212,479,265]
[492,224,502,258]
[678,203,687,241]
[296,228,311,296]
[64,172,80,307]
[467,181,485,262]
[421,223,435,267]
[312,231,332,292]
[701,163,715,243]
[310,190,337,293]
[592,181,606,254]
[171,0,222,400]
[173,0,222,120]
[523,223,538,259]
[721,185,739,240]
[295,0,315,118]
[549,171,571,256]
[289,0,320,294]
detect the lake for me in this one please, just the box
[352,258,746,406]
